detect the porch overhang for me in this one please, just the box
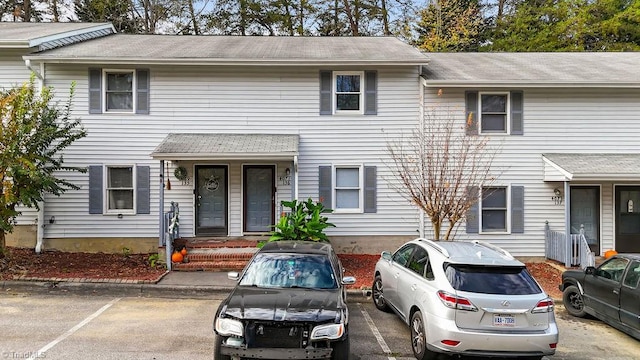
[150,133,299,161]
[543,153,640,182]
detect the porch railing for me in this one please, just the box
[163,201,180,246]
[545,221,595,268]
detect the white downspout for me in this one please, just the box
[294,155,299,200]
[34,61,45,253]
[418,72,427,238]
[564,180,571,267]
[36,202,44,253]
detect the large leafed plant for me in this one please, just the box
[269,198,335,242]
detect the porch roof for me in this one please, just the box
[542,153,640,182]
[150,133,299,160]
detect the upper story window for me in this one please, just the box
[334,72,364,113]
[480,93,508,133]
[319,70,377,116]
[105,71,134,112]
[89,68,150,115]
[465,91,523,136]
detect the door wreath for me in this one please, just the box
[174,166,188,181]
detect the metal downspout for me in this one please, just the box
[36,201,44,253]
[34,62,45,253]
[564,180,571,267]
[159,160,170,271]
[418,73,427,238]
[293,155,299,200]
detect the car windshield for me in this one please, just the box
[445,264,542,295]
[239,253,337,289]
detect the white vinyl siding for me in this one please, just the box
[34,65,420,239]
[424,86,640,256]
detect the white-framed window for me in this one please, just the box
[334,71,364,114]
[480,186,509,233]
[103,69,135,113]
[105,165,136,213]
[333,165,363,212]
[479,92,509,134]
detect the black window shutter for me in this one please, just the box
[465,91,478,136]
[88,68,102,114]
[364,166,377,213]
[319,70,332,115]
[136,69,150,114]
[465,186,479,233]
[318,166,332,209]
[511,186,525,233]
[136,165,150,214]
[364,71,377,115]
[510,91,523,135]
[88,165,103,214]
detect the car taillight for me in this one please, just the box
[437,291,478,311]
[532,298,555,313]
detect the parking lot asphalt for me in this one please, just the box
[3,271,377,300]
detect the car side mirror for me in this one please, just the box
[228,271,240,281]
[585,266,596,275]
[381,251,392,261]
[342,276,356,285]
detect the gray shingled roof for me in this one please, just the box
[25,34,428,65]
[151,133,299,160]
[0,22,114,49]
[543,153,640,180]
[422,53,640,86]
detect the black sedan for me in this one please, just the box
[213,240,355,360]
[560,254,640,340]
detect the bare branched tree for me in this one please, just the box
[386,89,501,240]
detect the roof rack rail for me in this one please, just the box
[416,238,450,258]
[472,240,514,259]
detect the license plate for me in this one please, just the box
[493,314,516,327]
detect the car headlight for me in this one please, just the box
[215,317,244,337]
[310,323,344,341]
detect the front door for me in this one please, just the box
[570,186,600,253]
[243,165,275,233]
[615,186,640,252]
[195,165,228,236]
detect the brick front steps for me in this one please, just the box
[172,238,259,272]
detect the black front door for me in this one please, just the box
[243,165,274,233]
[615,186,640,252]
[195,165,228,236]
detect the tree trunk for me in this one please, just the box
[0,230,6,259]
[380,0,390,35]
[188,0,200,35]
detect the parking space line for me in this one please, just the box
[29,297,121,359]
[358,303,396,360]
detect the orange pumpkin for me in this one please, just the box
[181,248,188,256]
[171,251,184,263]
[604,249,618,259]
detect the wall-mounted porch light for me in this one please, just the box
[552,188,563,205]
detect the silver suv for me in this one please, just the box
[372,238,558,360]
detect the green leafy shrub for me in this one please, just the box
[269,198,335,242]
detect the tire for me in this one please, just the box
[410,310,439,360]
[372,275,391,312]
[213,334,231,360]
[331,335,350,360]
[563,284,586,317]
